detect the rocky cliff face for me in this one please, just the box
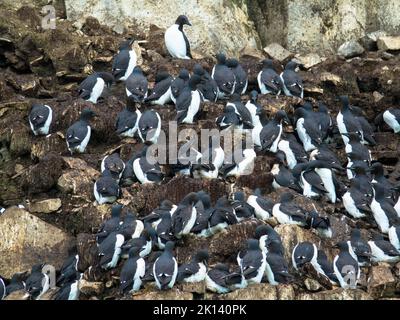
[0,2,400,300]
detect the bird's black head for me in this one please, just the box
[188,74,202,89]
[339,95,350,107]
[274,110,289,124]
[250,90,258,102]
[215,263,230,272]
[247,238,260,250]
[267,239,283,254]
[164,241,175,251]
[31,263,45,273]
[261,59,274,69]
[275,150,286,164]
[197,191,211,209]
[226,58,239,68]
[370,162,384,176]
[181,192,199,206]
[194,249,209,263]
[230,93,241,102]
[80,108,96,121]
[98,72,115,87]
[233,191,245,202]
[119,38,135,51]
[334,241,349,251]
[342,132,361,142]
[193,64,205,76]
[128,246,142,258]
[318,101,329,113]
[279,192,294,202]
[179,68,190,80]
[155,71,171,83]
[351,228,361,239]
[216,53,226,64]
[285,61,298,71]
[132,66,144,75]
[175,15,191,27]
[254,224,274,239]
[111,204,123,218]
[302,101,313,111]
[160,199,174,210]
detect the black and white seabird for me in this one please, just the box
[224,93,254,130]
[155,212,175,250]
[254,224,284,256]
[271,151,302,192]
[98,231,125,269]
[66,108,95,154]
[153,241,178,290]
[118,212,144,240]
[245,90,263,128]
[120,246,146,293]
[280,61,303,98]
[294,103,322,152]
[278,134,308,169]
[55,273,82,300]
[191,191,213,236]
[379,108,400,133]
[208,196,238,235]
[145,71,173,105]
[190,137,224,179]
[342,179,372,219]
[317,101,333,141]
[193,63,218,102]
[142,251,163,282]
[260,110,289,153]
[306,160,340,203]
[205,264,231,294]
[28,103,53,136]
[25,264,50,300]
[336,96,363,144]
[231,191,255,222]
[138,109,161,144]
[350,229,371,266]
[211,53,236,99]
[221,143,256,178]
[388,225,400,251]
[125,66,148,102]
[93,169,120,204]
[176,74,202,124]
[143,199,177,229]
[343,132,371,165]
[333,241,360,289]
[120,156,137,187]
[101,153,125,181]
[371,183,399,234]
[171,192,199,238]
[226,58,248,95]
[96,204,123,245]
[170,69,190,104]
[247,189,274,220]
[309,145,342,171]
[351,105,376,145]
[257,59,282,95]
[177,250,209,283]
[265,240,293,285]
[112,38,137,82]
[164,15,192,59]
[115,96,142,138]
[133,146,165,184]
[316,250,338,284]
[78,72,114,104]
[306,210,332,238]
[121,226,156,258]
[292,162,327,200]
[292,241,319,271]
[5,273,26,296]
[216,104,243,132]
[368,234,400,263]
[272,192,308,226]
[56,248,79,286]
[238,239,266,284]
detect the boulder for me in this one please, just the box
[337,40,365,59]
[360,31,387,51]
[293,53,325,69]
[367,263,397,298]
[377,36,400,51]
[0,207,74,278]
[297,288,372,300]
[131,289,193,300]
[28,198,62,213]
[263,43,293,62]
[65,0,260,57]
[79,280,105,296]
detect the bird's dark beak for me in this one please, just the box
[186,21,192,26]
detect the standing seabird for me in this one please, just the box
[254,224,284,256]
[125,66,148,102]
[193,63,219,102]
[28,103,53,136]
[121,226,156,258]
[171,192,199,238]
[133,146,165,184]
[56,248,79,287]
[55,273,82,300]
[265,240,293,285]
[226,58,248,95]
[221,143,256,179]
[164,15,192,59]
[271,151,302,192]
[371,183,399,234]
[379,108,400,133]
[278,133,308,169]
[66,108,95,154]
[191,191,213,236]
[112,38,137,82]
[280,61,303,98]
[292,241,319,271]
[272,192,308,226]
[93,169,120,205]
[257,59,283,95]
[231,191,255,222]
[176,74,202,124]
[120,246,146,293]
[118,212,144,240]
[115,96,142,138]
[368,234,400,263]
[98,231,125,269]
[145,71,173,105]
[211,53,236,99]
[350,229,371,266]
[177,250,209,283]
[170,69,190,104]
[153,241,178,290]
[342,179,372,219]
[260,110,289,153]
[333,241,360,289]
[138,109,162,144]
[95,204,123,245]
[101,153,125,181]
[208,196,238,235]
[25,264,50,300]
[306,210,332,239]
[239,239,266,285]
[294,104,322,152]
[388,225,400,251]
[78,72,114,104]
[247,189,274,220]
[336,95,363,144]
